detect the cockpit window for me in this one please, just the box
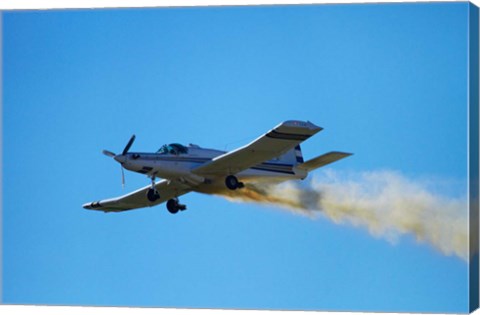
[157,143,188,155]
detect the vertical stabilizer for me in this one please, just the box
[275,145,304,165]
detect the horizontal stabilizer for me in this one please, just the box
[297,151,352,172]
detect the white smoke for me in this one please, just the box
[216,169,469,261]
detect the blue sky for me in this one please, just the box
[1,2,474,313]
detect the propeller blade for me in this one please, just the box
[102,150,116,157]
[122,135,136,155]
[121,165,125,189]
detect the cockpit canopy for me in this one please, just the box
[157,143,189,155]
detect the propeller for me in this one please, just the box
[102,134,136,188]
[102,150,116,157]
[122,135,136,155]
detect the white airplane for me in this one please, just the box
[83,120,351,214]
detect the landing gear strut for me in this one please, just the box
[166,198,187,214]
[146,174,160,202]
[225,175,244,190]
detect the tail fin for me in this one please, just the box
[297,151,352,172]
[275,145,305,165]
[294,145,304,164]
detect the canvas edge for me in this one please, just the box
[0,10,4,306]
[469,1,480,313]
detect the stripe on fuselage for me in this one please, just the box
[138,156,295,175]
[251,166,295,175]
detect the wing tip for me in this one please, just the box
[83,201,104,211]
[280,120,323,133]
[83,202,93,210]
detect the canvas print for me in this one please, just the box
[1,2,479,313]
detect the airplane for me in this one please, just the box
[83,120,352,214]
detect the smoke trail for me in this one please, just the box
[216,170,469,261]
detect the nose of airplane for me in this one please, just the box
[114,155,127,164]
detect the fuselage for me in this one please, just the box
[118,144,306,186]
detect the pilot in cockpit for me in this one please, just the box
[157,143,188,155]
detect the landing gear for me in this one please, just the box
[225,175,244,190]
[166,198,187,214]
[146,174,160,202]
[146,188,160,202]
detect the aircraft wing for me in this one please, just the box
[83,179,192,212]
[192,120,322,177]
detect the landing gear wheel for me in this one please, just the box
[167,199,179,214]
[225,175,244,190]
[166,198,187,214]
[225,175,239,190]
[146,188,160,202]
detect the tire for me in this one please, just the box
[167,199,179,214]
[147,188,160,202]
[225,175,239,190]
